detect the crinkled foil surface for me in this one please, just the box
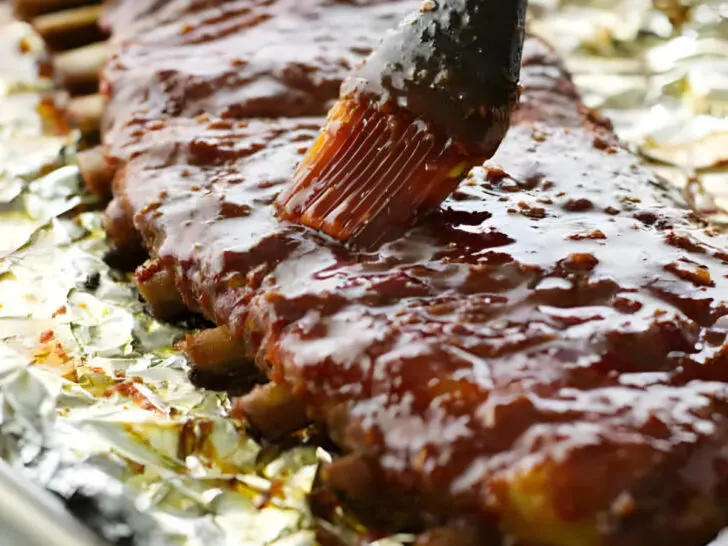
[0,1,726,545]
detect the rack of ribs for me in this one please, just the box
[73,0,728,544]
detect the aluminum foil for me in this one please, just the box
[0,2,726,545]
[530,0,728,223]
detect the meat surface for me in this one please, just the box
[98,1,728,545]
[100,0,411,162]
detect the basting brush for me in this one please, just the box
[275,0,527,248]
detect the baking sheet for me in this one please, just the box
[0,458,106,546]
[0,1,726,545]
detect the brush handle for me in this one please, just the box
[341,0,527,156]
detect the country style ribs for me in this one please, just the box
[77,1,728,544]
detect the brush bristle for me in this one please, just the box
[275,99,476,247]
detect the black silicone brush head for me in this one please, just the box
[276,0,528,247]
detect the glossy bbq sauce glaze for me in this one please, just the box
[98,1,728,544]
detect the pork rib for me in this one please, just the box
[99,1,728,545]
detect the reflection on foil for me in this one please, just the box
[0,1,727,546]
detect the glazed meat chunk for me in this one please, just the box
[101,0,411,160]
[103,31,728,545]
